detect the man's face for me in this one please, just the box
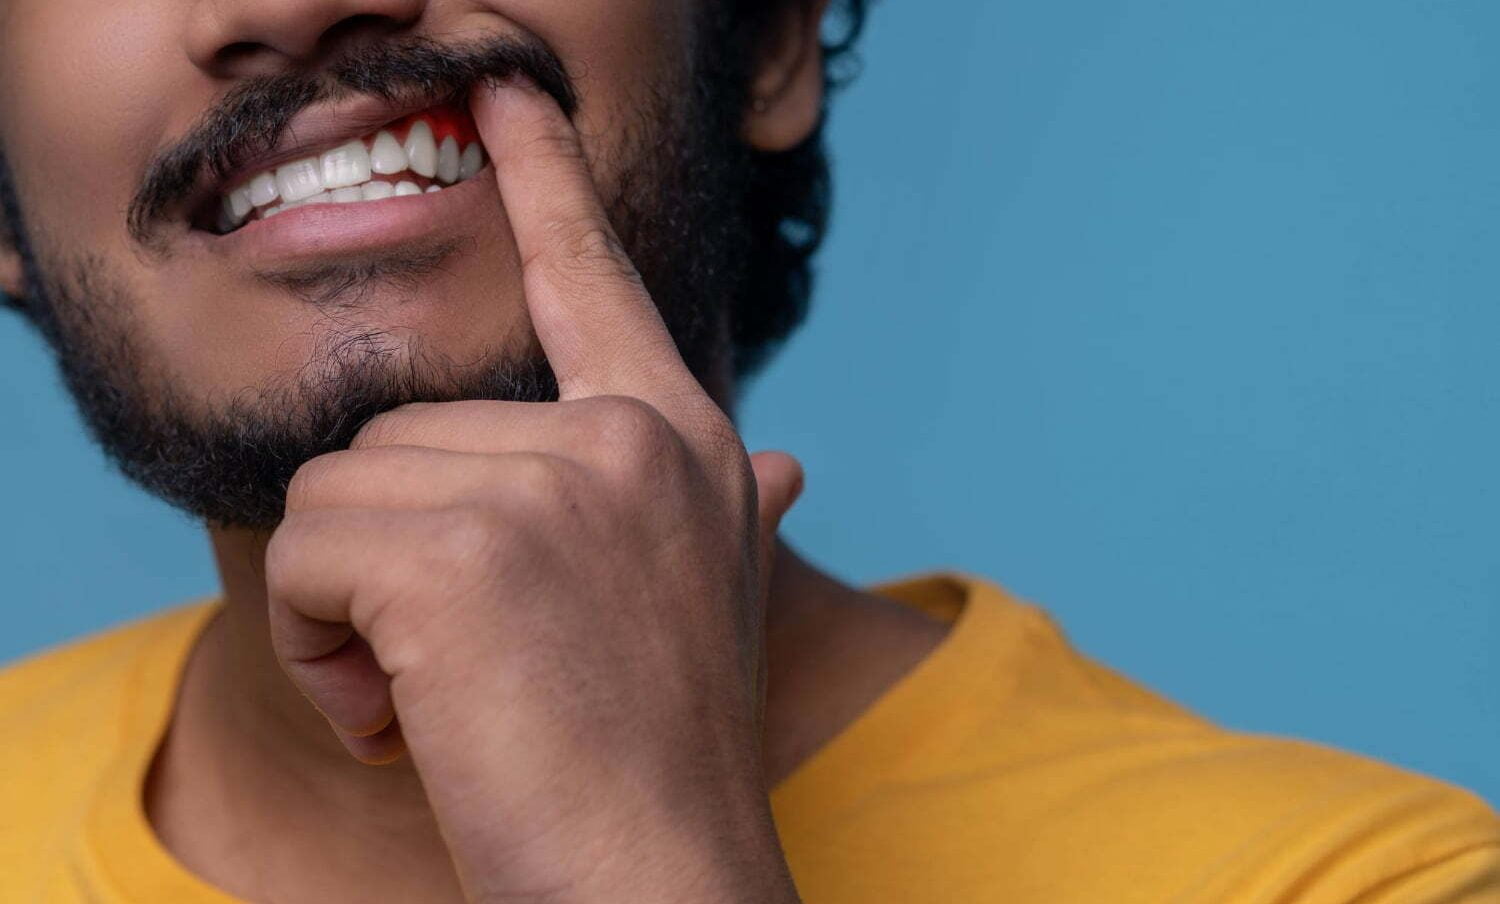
[0,0,808,528]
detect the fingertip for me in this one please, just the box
[337,720,407,766]
[750,450,805,519]
[467,79,509,139]
[468,73,555,135]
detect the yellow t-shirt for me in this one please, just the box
[1,574,1496,903]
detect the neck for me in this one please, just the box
[205,526,434,802]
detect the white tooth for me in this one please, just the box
[228,186,253,219]
[459,142,483,180]
[248,172,279,207]
[275,158,323,202]
[361,181,396,201]
[425,184,442,193]
[331,186,363,203]
[436,136,460,184]
[404,121,438,178]
[369,130,408,175]
[301,191,332,206]
[263,204,285,218]
[394,181,421,196]
[321,141,372,189]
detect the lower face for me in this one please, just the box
[0,1,750,528]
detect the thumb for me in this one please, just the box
[749,450,804,577]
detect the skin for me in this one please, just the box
[0,1,952,901]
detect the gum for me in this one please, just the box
[390,103,480,146]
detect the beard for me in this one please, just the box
[3,36,754,531]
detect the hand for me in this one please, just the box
[263,78,805,903]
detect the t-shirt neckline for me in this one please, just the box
[86,573,1023,902]
[86,602,243,902]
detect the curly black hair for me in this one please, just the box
[711,0,870,377]
[0,0,871,379]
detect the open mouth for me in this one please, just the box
[210,103,489,235]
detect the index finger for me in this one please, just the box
[470,78,697,408]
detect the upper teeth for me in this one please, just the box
[218,119,486,232]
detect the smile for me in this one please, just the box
[215,103,488,234]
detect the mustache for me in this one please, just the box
[127,34,577,245]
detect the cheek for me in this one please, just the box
[470,0,697,182]
[1,0,207,265]
[486,0,694,85]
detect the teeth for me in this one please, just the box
[361,181,396,201]
[228,186,253,219]
[248,172,279,207]
[219,198,240,232]
[436,136,461,184]
[404,121,438,178]
[369,130,407,174]
[276,159,323,203]
[320,141,372,189]
[222,113,490,231]
[459,142,483,180]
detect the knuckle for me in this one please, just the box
[350,409,414,449]
[430,504,511,570]
[503,453,574,511]
[562,221,623,264]
[536,218,641,288]
[284,452,349,511]
[589,396,675,461]
[520,121,586,166]
[429,506,504,569]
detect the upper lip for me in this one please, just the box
[190,91,459,223]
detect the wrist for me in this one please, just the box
[470,795,801,904]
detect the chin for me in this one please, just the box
[150,249,532,398]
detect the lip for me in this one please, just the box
[191,162,500,267]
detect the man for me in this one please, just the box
[0,0,1495,900]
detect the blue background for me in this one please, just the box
[2,0,1495,805]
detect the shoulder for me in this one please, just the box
[819,574,1500,903]
[0,603,217,865]
[1025,730,1500,903]
[1038,728,1500,902]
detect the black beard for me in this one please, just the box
[6,37,751,530]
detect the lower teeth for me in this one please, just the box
[249,180,444,226]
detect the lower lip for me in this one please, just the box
[195,166,499,267]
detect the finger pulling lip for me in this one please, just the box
[195,163,499,268]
